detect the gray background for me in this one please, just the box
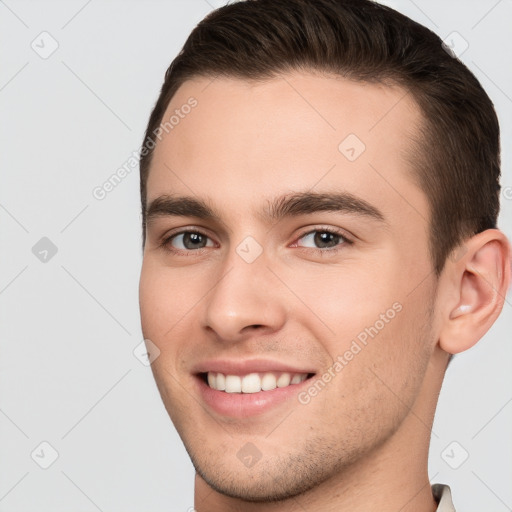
[1,0,511,510]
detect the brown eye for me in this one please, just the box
[314,231,341,248]
[297,230,346,249]
[168,231,214,250]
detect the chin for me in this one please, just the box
[184,436,356,504]
[193,460,321,503]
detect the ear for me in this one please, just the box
[438,229,511,354]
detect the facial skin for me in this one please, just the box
[139,71,510,511]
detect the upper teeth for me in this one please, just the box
[207,372,308,393]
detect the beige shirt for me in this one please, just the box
[433,483,456,512]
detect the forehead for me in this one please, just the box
[148,71,427,227]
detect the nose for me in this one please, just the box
[201,248,288,343]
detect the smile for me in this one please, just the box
[205,371,310,393]
[193,360,317,417]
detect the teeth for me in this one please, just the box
[241,373,261,393]
[225,375,242,393]
[277,372,291,387]
[261,373,277,391]
[216,372,226,391]
[206,371,308,393]
[291,374,302,385]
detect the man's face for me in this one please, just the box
[139,72,439,501]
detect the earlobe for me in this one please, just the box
[439,229,511,355]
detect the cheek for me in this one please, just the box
[301,299,432,441]
[139,264,166,338]
[281,263,400,342]
[284,260,433,381]
[139,261,203,338]
[139,260,217,392]
[338,285,434,418]
[139,264,194,422]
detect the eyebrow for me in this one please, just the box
[145,191,386,225]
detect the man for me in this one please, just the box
[138,0,510,510]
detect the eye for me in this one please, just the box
[166,231,215,251]
[295,228,349,250]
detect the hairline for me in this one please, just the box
[141,70,437,262]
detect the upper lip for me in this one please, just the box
[192,358,316,376]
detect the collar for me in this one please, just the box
[432,483,456,511]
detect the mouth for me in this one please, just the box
[200,371,315,393]
[192,359,317,418]
[194,371,317,418]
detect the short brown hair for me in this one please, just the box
[139,0,501,274]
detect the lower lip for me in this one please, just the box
[195,375,313,418]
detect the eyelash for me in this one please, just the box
[160,227,353,256]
